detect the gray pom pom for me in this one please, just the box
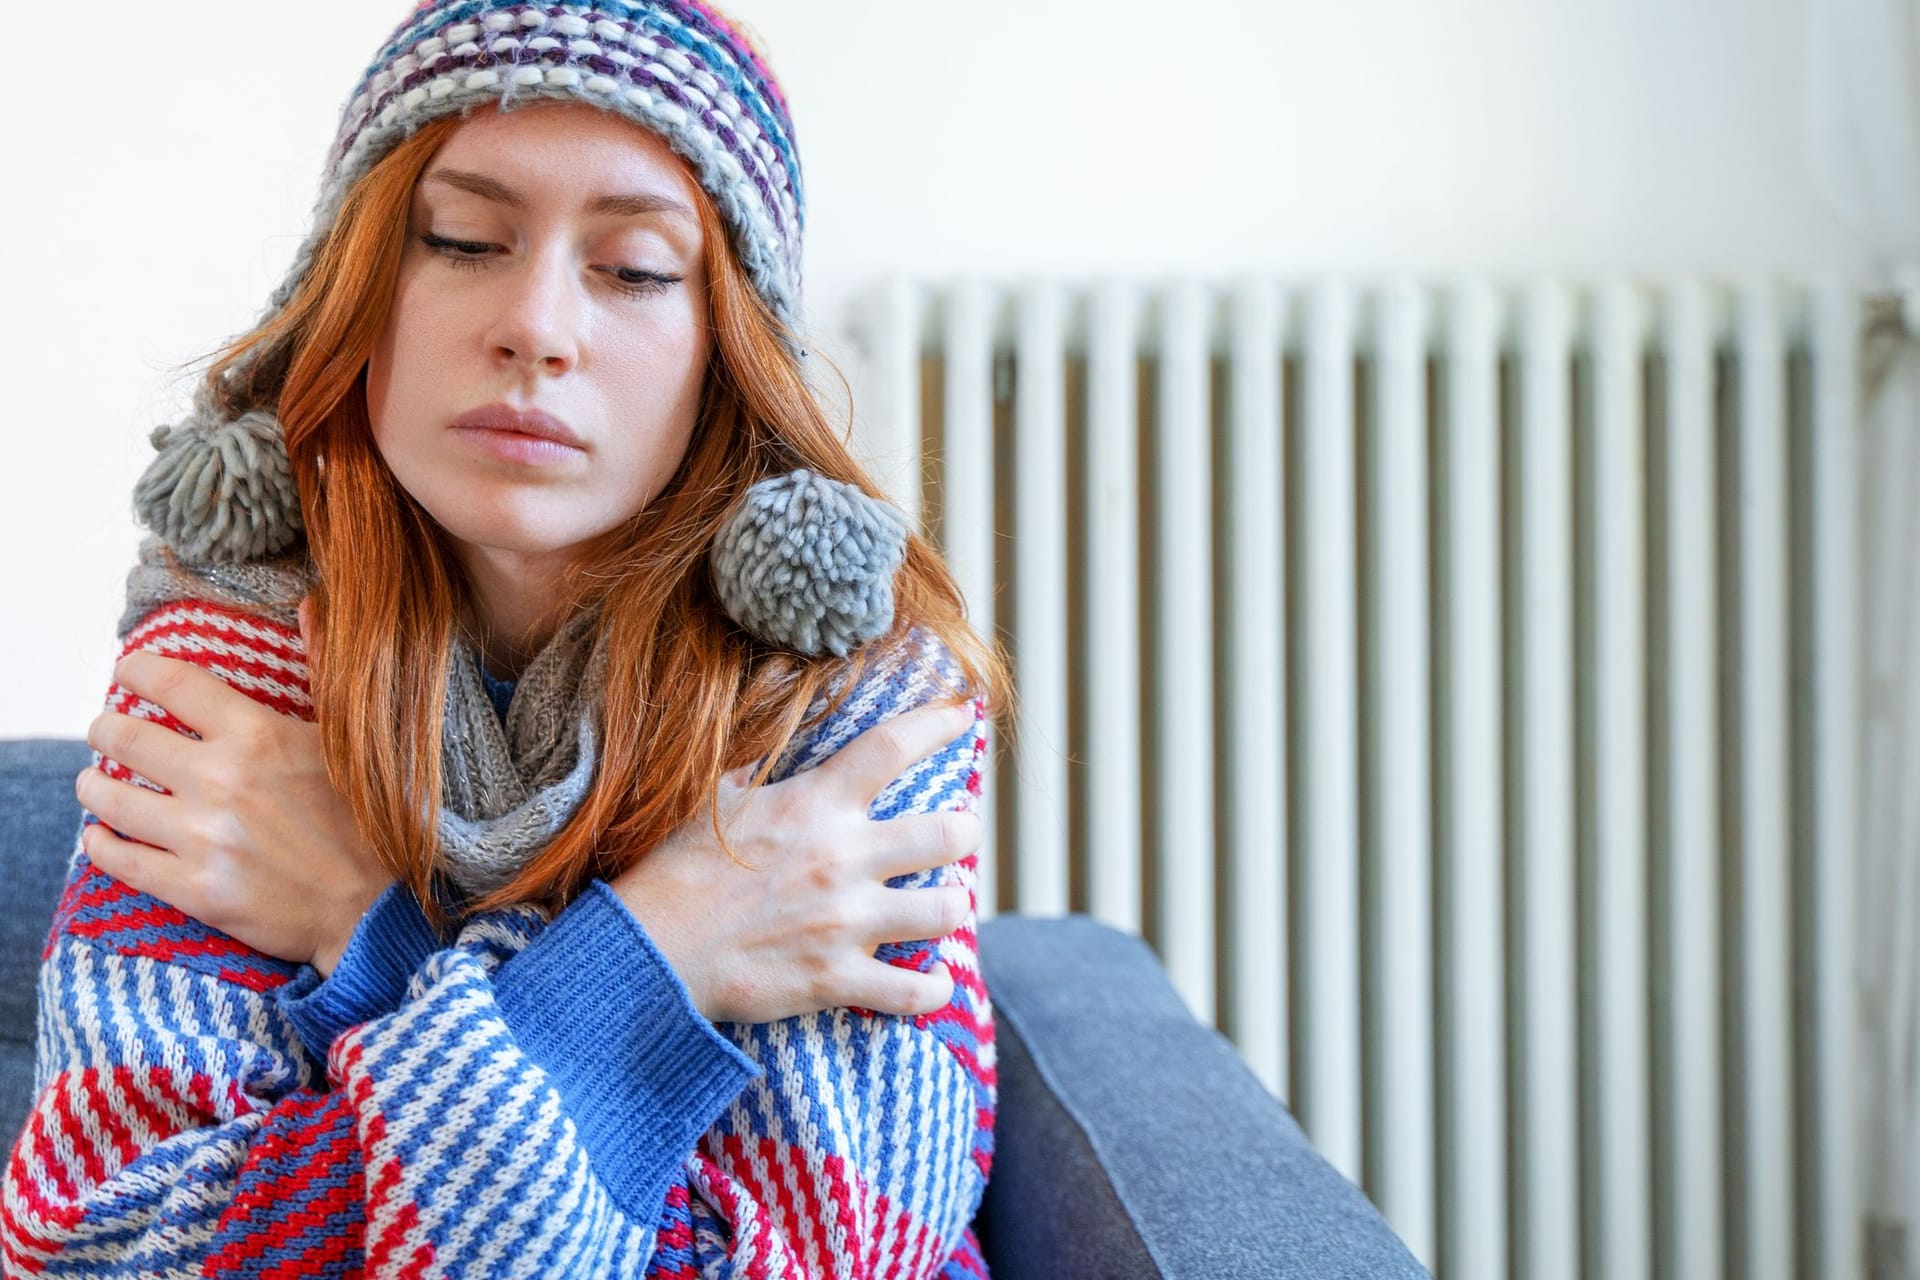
[711,469,911,656]
[133,403,303,563]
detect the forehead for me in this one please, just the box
[424,100,700,204]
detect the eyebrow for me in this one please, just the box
[423,167,696,221]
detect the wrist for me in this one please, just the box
[312,878,397,977]
[312,936,348,979]
[279,881,442,1063]
[609,878,707,1019]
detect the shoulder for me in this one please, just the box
[118,596,313,723]
[49,589,316,993]
[46,611,311,998]
[116,534,315,721]
[768,625,986,817]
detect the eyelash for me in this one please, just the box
[418,232,683,298]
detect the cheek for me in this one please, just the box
[365,278,450,454]
[610,322,709,486]
[364,325,395,434]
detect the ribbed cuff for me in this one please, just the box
[277,882,442,1062]
[493,879,762,1221]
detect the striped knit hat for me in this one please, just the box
[132,0,911,657]
[313,0,806,335]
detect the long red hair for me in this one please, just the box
[193,109,1010,927]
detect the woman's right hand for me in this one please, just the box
[608,697,982,1026]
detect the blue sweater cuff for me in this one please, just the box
[277,882,442,1062]
[493,879,762,1221]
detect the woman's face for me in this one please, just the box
[366,100,711,575]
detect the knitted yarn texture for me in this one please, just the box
[133,395,305,563]
[118,533,314,637]
[435,603,612,898]
[711,468,910,657]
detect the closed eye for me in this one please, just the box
[417,232,683,298]
[420,231,492,263]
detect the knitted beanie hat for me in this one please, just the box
[133,0,909,658]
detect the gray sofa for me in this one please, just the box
[0,736,1424,1278]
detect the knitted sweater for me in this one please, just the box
[2,598,996,1278]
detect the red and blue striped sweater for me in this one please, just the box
[2,598,996,1278]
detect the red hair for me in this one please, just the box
[195,109,1010,927]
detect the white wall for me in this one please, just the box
[0,0,1870,736]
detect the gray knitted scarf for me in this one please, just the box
[121,535,608,901]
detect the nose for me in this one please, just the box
[484,246,583,377]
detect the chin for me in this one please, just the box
[423,493,614,561]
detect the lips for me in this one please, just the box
[448,403,587,450]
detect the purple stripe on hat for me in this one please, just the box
[363,42,794,253]
[571,5,802,227]
[352,3,801,221]
[583,4,801,196]
[585,1,802,202]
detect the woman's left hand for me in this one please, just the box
[74,600,393,977]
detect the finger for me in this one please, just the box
[297,596,317,654]
[869,808,982,881]
[79,819,190,909]
[813,698,976,809]
[85,710,196,792]
[113,649,259,741]
[848,959,954,1018]
[75,765,189,852]
[867,883,972,946]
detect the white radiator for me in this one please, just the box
[846,275,1863,1280]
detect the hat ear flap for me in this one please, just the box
[133,399,304,562]
[710,468,910,657]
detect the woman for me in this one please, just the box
[3,3,1006,1276]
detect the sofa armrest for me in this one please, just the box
[0,738,93,1145]
[974,913,1427,1279]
